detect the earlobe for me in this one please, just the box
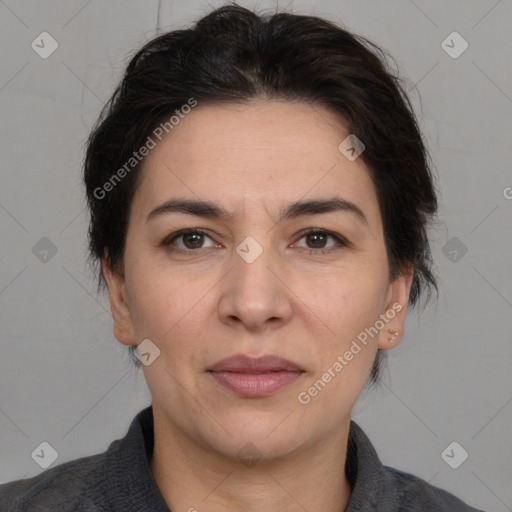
[101,254,137,347]
[378,266,414,350]
[386,329,399,343]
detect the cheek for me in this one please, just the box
[301,270,388,340]
[128,270,210,353]
[299,280,382,408]
[298,272,386,397]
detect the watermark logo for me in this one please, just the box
[338,134,365,161]
[32,237,58,263]
[298,302,403,404]
[237,442,263,467]
[93,98,198,200]
[442,236,468,263]
[31,441,58,469]
[135,338,161,366]
[236,236,264,264]
[441,441,468,469]
[441,31,468,59]
[31,32,58,59]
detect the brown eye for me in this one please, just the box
[162,229,217,253]
[305,232,329,249]
[182,232,204,249]
[295,229,348,255]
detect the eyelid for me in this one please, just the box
[161,227,351,253]
[162,228,217,248]
[293,228,350,252]
[296,227,349,243]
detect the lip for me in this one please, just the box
[208,354,304,373]
[208,354,305,397]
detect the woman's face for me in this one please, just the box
[103,100,412,459]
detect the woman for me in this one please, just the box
[0,4,485,511]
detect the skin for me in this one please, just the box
[102,99,413,512]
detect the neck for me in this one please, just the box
[149,410,353,512]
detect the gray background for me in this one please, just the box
[0,1,511,510]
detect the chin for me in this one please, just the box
[196,413,310,462]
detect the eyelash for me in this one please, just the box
[161,228,349,256]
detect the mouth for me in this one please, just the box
[207,354,305,397]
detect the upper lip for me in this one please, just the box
[208,354,304,373]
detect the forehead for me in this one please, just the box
[132,100,382,231]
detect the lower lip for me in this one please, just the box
[208,370,304,397]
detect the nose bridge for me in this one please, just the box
[217,230,293,329]
[233,232,280,304]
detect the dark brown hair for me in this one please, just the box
[83,3,439,387]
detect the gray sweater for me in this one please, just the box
[0,406,484,511]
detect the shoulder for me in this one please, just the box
[0,406,164,512]
[0,446,115,512]
[383,464,486,512]
[346,420,486,511]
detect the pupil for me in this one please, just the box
[186,233,202,248]
[309,233,325,248]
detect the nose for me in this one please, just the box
[217,241,294,333]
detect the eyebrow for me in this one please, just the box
[146,196,368,226]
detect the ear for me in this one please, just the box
[378,265,414,350]
[101,251,137,346]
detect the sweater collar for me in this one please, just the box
[104,406,170,511]
[344,420,397,510]
[104,405,391,511]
